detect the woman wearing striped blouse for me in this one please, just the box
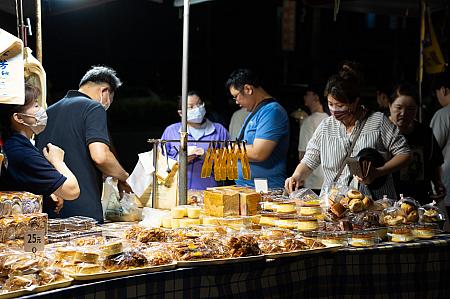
[285,65,411,200]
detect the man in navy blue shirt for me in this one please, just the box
[36,66,131,223]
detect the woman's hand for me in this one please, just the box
[50,194,64,214]
[43,143,65,166]
[284,175,305,194]
[355,165,382,185]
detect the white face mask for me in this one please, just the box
[19,107,48,135]
[187,104,206,123]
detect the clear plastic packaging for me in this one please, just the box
[394,195,420,224]
[380,206,406,226]
[349,230,380,247]
[411,223,440,239]
[296,216,319,232]
[371,195,395,211]
[388,225,415,243]
[419,201,446,224]
[318,231,349,247]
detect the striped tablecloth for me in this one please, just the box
[21,235,450,299]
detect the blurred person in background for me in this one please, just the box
[430,72,450,228]
[388,82,445,205]
[298,83,329,194]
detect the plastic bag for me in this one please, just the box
[105,178,141,222]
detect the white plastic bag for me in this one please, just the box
[104,177,141,222]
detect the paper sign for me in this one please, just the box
[24,229,45,253]
[254,178,268,194]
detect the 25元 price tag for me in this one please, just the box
[24,229,45,253]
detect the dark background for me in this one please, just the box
[1,0,449,175]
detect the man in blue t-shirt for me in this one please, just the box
[225,69,289,188]
[36,66,131,223]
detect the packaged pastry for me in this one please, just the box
[272,201,297,214]
[171,206,187,219]
[54,247,78,261]
[143,245,174,266]
[419,201,446,224]
[380,207,406,226]
[321,182,349,209]
[318,231,349,247]
[103,249,148,271]
[274,215,299,230]
[350,211,381,230]
[389,226,415,243]
[411,223,439,239]
[259,212,280,226]
[73,250,100,264]
[349,230,379,247]
[75,263,102,274]
[289,188,320,206]
[296,216,319,232]
[226,234,261,257]
[371,195,395,211]
[99,240,124,257]
[394,195,420,224]
[186,206,202,219]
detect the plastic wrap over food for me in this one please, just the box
[419,200,446,223]
[0,191,42,216]
[394,195,420,224]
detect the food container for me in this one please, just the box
[274,215,299,230]
[349,230,379,247]
[296,216,319,232]
[289,188,320,206]
[411,223,440,239]
[389,225,415,243]
[318,231,349,247]
[258,212,280,226]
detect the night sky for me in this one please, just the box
[1,0,448,173]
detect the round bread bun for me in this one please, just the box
[362,196,371,209]
[349,199,364,212]
[400,203,414,215]
[347,190,364,199]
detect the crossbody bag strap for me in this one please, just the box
[333,113,369,182]
[237,98,276,142]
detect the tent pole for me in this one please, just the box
[179,0,190,206]
[36,0,42,63]
[418,0,426,123]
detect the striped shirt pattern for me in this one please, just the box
[302,111,410,199]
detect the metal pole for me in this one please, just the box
[418,0,426,123]
[35,0,42,63]
[179,0,190,206]
[152,141,158,208]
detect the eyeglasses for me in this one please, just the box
[232,92,241,100]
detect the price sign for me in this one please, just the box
[24,229,45,253]
[254,178,269,194]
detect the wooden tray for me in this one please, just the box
[176,255,265,267]
[264,244,342,259]
[69,263,176,281]
[0,278,73,299]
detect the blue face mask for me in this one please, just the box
[187,105,206,123]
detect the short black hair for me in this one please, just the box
[177,90,203,110]
[0,83,40,139]
[431,71,450,90]
[225,68,261,91]
[79,65,122,92]
[389,82,419,105]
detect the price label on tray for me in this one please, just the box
[24,229,45,253]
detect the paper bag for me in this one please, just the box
[24,47,47,108]
[0,28,24,104]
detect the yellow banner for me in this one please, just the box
[423,11,446,74]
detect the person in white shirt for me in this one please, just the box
[298,84,329,194]
[229,107,250,140]
[430,72,450,228]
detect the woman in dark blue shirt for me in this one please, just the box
[0,83,79,214]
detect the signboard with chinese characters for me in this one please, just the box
[0,28,24,105]
[24,229,45,253]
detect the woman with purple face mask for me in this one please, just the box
[0,83,80,214]
[285,63,411,200]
